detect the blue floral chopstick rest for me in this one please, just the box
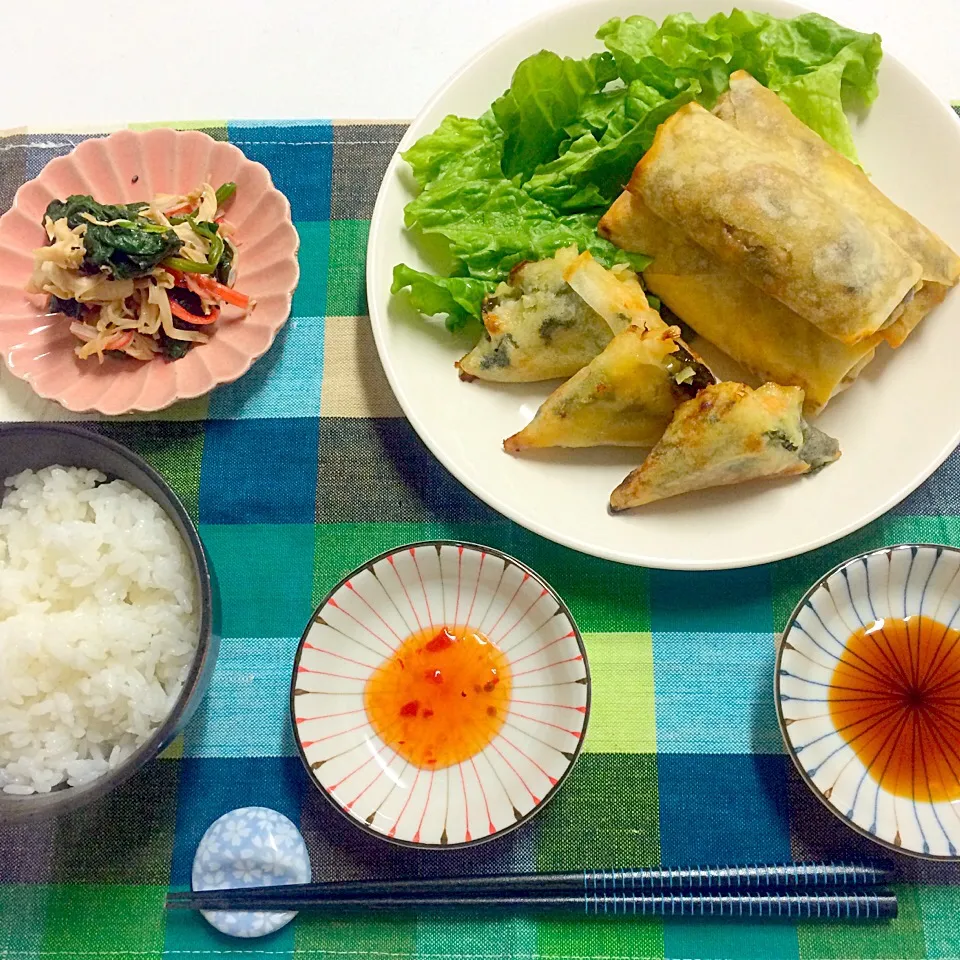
[191,806,312,937]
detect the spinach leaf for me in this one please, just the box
[44,195,182,280]
[48,295,83,318]
[215,240,235,285]
[479,333,518,370]
[764,428,800,453]
[45,195,147,229]
[82,222,183,279]
[158,304,204,361]
[168,287,205,316]
[158,333,193,360]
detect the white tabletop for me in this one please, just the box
[9,0,959,129]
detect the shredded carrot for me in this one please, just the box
[193,275,252,310]
[169,301,220,326]
[105,331,134,350]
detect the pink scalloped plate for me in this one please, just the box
[0,128,299,414]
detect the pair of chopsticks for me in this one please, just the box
[166,861,897,921]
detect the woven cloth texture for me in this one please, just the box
[1,117,960,960]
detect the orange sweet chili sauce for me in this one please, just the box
[364,625,512,769]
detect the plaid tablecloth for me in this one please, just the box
[1,117,960,960]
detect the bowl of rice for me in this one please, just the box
[0,423,215,821]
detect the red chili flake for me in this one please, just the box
[423,709,434,719]
[424,669,444,685]
[486,706,497,717]
[483,680,497,693]
[399,700,419,717]
[425,628,455,653]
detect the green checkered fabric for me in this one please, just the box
[0,117,958,960]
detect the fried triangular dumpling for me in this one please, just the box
[562,248,664,335]
[504,323,714,451]
[457,246,614,382]
[610,382,840,510]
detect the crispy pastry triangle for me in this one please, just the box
[610,381,840,509]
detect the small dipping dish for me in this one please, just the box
[291,541,590,848]
[777,543,960,860]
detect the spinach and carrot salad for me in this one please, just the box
[29,182,254,361]
[391,9,883,332]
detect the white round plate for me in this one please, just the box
[366,0,960,570]
[290,541,589,848]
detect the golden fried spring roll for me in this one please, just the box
[629,102,923,345]
[889,281,950,346]
[598,192,878,414]
[715,72,960,291]
[714,71,958,348]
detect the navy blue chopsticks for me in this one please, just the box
[165,861,897,921]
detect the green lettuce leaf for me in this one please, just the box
[401,112,503,187]
[492,51,618,180]
[596,9,881,160]
[391,265,494,331]
[524,80,700,211]
[773,44,876,162]
[718,10,881,103]
[404,175,649,282]
[597,14,735,103]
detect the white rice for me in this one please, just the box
[0,465,199,795]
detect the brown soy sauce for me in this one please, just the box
[829,615,960,802]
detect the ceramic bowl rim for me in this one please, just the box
[0,127,300,414]
[0,423,215,823]
[774,541,960,861]
[290,538,591,850]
